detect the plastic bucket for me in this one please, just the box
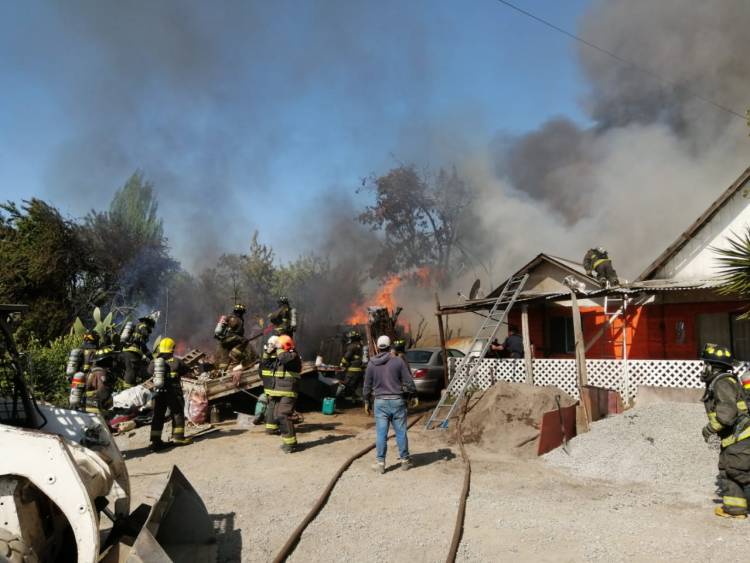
[322,396,336,415]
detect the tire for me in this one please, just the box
[0,529,39,563]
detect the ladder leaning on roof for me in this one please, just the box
[425,273,529,429]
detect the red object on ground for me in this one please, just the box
[537,404,577,456]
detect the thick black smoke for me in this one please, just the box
[478,0,750,282]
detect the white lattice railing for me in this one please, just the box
[447,358,704,401]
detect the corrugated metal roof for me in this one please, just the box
[439,278,727,313]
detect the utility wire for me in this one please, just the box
[494,0,746,121]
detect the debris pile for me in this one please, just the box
[545,402,716,494]
[455,382,575,457]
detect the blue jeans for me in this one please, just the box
[374,398,409,462]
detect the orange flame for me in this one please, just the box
[346,274,402,325]
[412,266,432,287]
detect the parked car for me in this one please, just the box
[405,347,465,396]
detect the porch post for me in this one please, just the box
[621,296,630,405]
[521,305,533,384]
[435,293,449,389]
[569,291,588,387]
[570,289,591,426]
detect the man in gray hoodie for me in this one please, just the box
[363,335,417,473]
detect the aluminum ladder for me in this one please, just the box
[425,273,529,429]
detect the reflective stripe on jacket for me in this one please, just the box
[266,350,301,398]
[260,350,277,390]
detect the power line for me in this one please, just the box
[494,0,746,121]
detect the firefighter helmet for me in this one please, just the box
[700,343,733,368]
[233,304,246,316]
[266,335,280,353]
[139,315,156,326]
[278,296,290,305]
[393,338,406,353]
[346,330,362,342]
[277,334,294,351]
[159,337,176,355]
[83,331,100,344]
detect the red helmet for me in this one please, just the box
[277,334,294,351]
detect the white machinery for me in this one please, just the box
[0,305,216,562]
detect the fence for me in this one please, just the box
[447,358,705,401]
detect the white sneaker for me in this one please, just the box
[400,458,413,471]
[372,461,385,474]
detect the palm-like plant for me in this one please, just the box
[714,229,750,316]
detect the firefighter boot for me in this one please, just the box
[172,427,193,446]
[714,506,747,519]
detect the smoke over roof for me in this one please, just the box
[2,0,748,313]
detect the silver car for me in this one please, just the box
[405,347,465,396]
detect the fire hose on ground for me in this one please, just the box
[272,405,474,563]
[272,414,424,563]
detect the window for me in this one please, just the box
[696,312,750,362]
[696,313,731,353]
[549,316,574,354]
[731,314,750,361]
[448,349,465,358]
[405,350,433,364]
[675,320,686,345]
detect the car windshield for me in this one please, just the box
[405,350,433,364]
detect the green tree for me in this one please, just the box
[715,229,750,317]
[0,199,89,344]
[357,164,473,282]
[82,171,177,311]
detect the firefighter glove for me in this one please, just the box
[702,424,714,443]
[409,397,419,409]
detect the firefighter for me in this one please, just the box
[266,334,302,453]
[120,315,156,388]
[148,337,192,451]
[256,335,279,428]
[700,343,750,518]
[268,296,295,336]
[83,351,116,420]
[215,304,250,370]
[583,247,619,287]
[336,330,364,402]
[81,331,99,373]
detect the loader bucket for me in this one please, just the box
[124,465,217,562]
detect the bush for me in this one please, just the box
[24,333,82,406]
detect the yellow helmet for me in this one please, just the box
[159,337,176,355]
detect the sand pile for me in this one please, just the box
[454,382,575,456]
[544,402,716,495]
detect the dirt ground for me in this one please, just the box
[115,399,749,563]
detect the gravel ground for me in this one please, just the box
[544,403,717,501]
[115,400,748,562]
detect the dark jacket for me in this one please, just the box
[503,334,524,358]
[340,342,363,372]
[703,371,750,448]
[363,352,416,400]
[259,349,277,390]
[266,350,302,398]
[148,354,189,386]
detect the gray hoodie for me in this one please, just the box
[362,351,416,400]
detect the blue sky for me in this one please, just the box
[0,0,592,267]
